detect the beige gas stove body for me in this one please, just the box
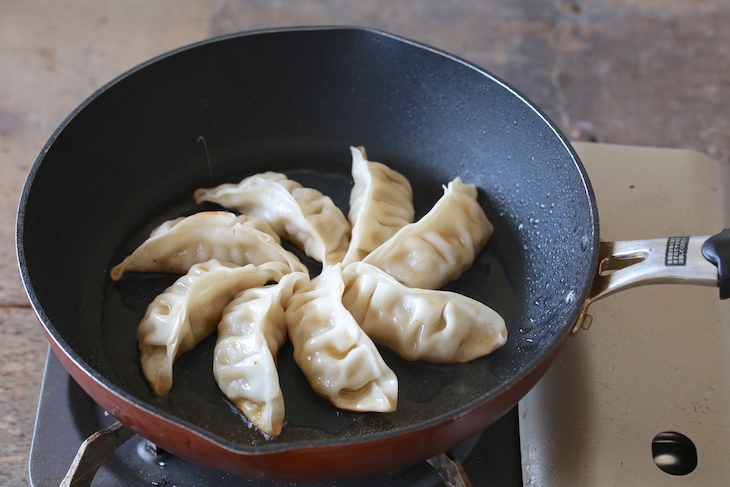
[519,142,730,485]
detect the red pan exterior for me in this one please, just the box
[47,325,568,481]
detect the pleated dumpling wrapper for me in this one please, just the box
[110,211,307,280]
[363,177,493,290]
[214,272,309,437]
[194,172,351,266]
[342,146,414,265]
[138,260,293,396]
[284,263,398,412]
[342,262,507,362]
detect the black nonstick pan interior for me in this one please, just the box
[18,26,599,453]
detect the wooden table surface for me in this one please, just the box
[2,1,729,484]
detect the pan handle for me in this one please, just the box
[573,230,730,335]
[701,228,730,298]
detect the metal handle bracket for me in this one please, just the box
[573,235,720,335]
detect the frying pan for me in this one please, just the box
[16,26,729,481]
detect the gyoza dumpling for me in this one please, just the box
[214,272,309,437]
[110,211,307,280]
[342,262,507,363]
[284,264,397,412]
[362,177,493,290]
[194,173,351,266]
[138,260,292,396]
[342,147,414,265]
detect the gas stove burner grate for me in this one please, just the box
[30,350,523,486]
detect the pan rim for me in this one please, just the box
[16,25,601,455]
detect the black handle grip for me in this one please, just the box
[702,229,730,299]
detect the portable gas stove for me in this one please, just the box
[28,143,730,486]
